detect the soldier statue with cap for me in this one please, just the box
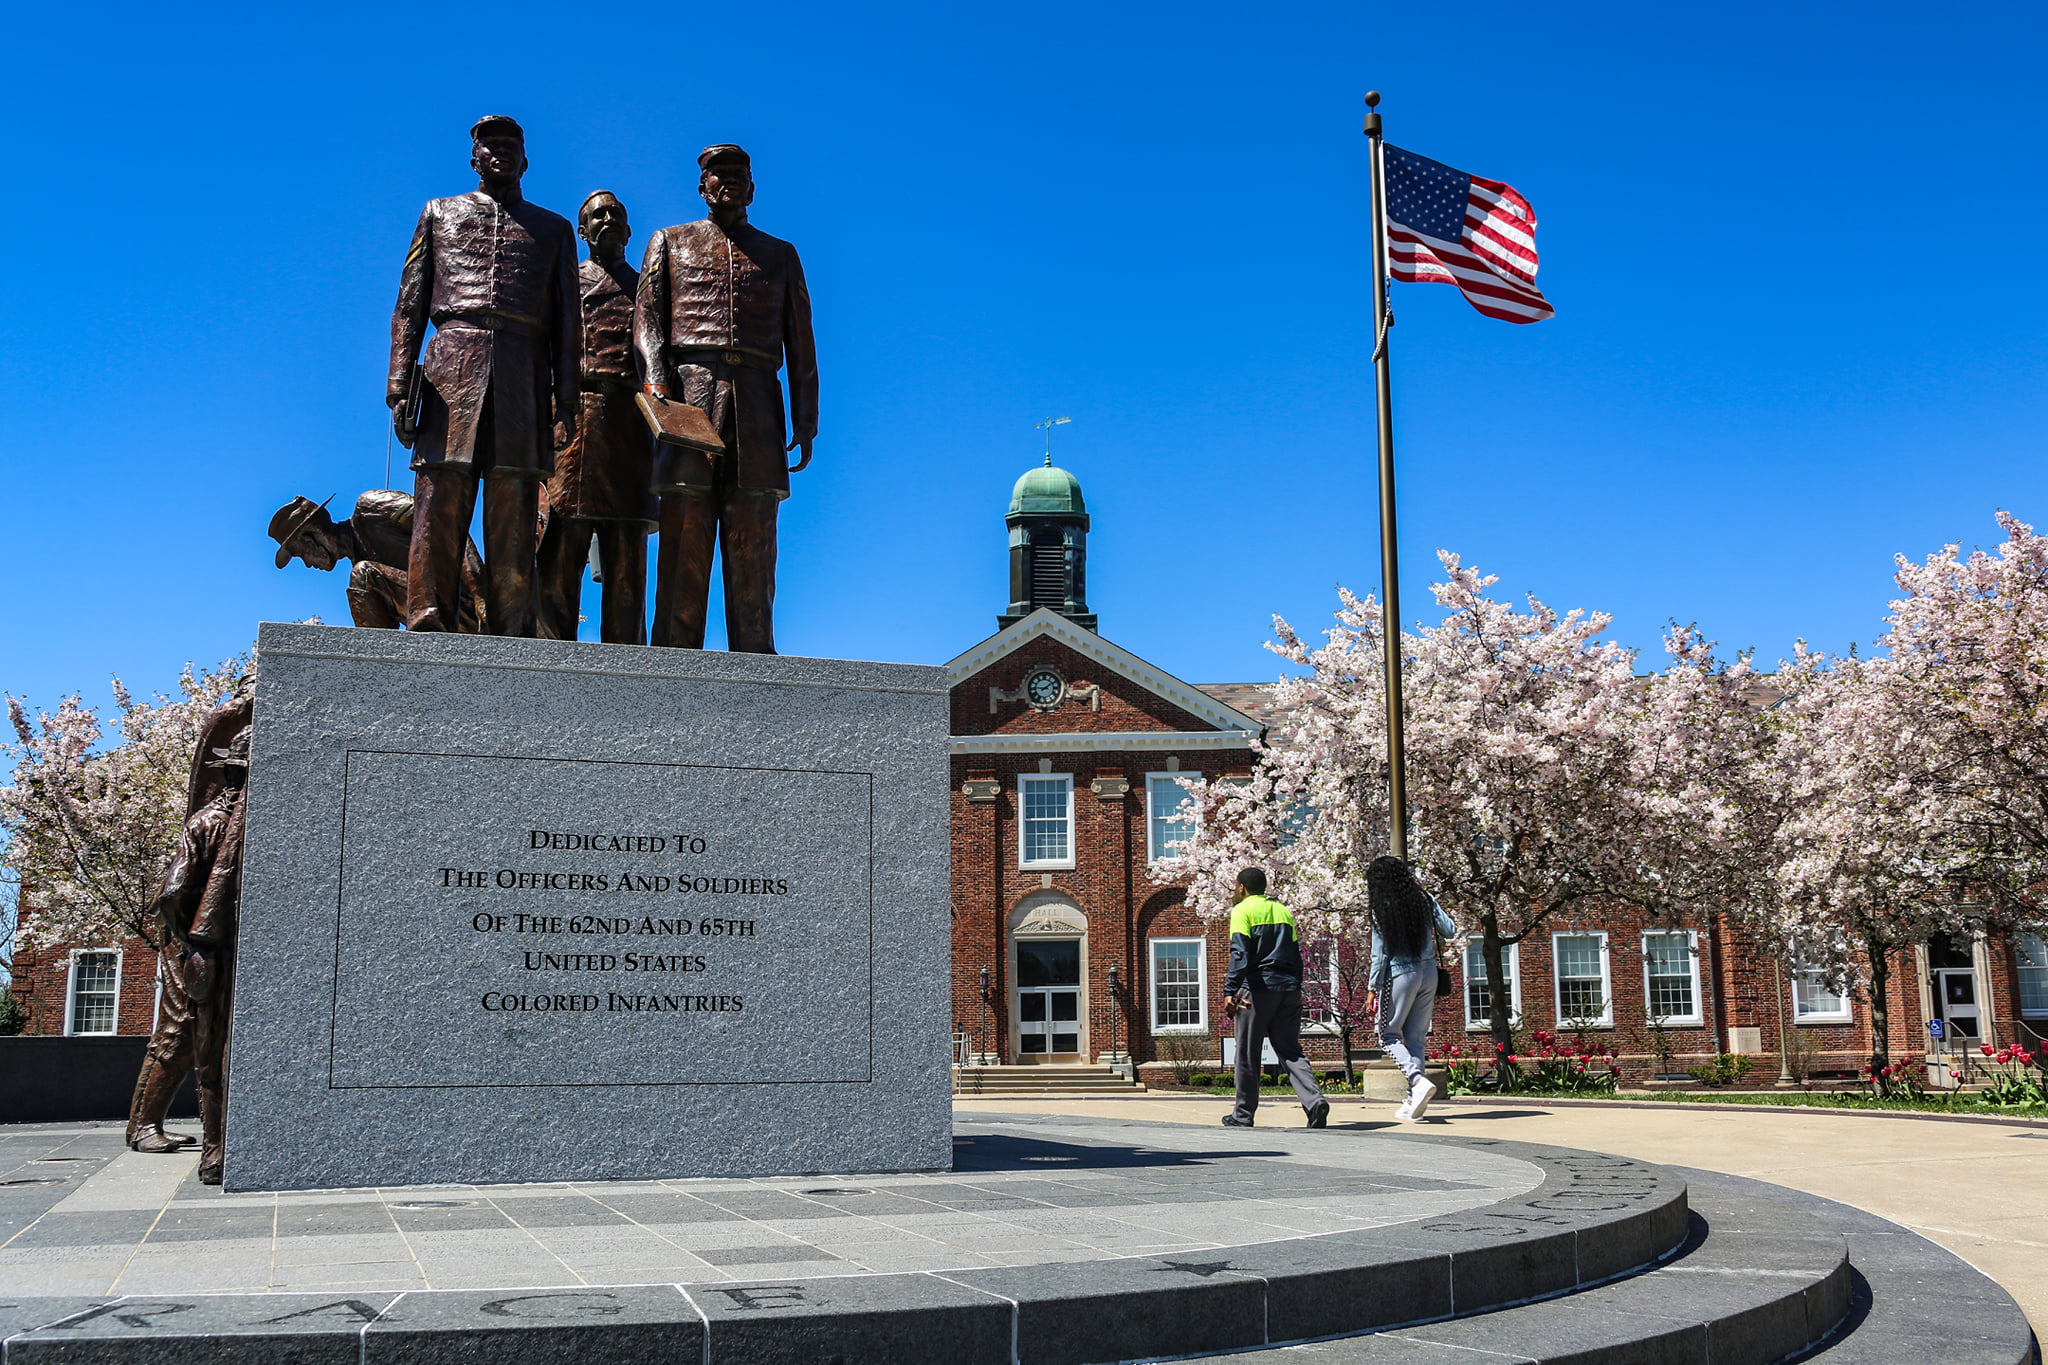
[537,191,656,643]
[634,144,817,653]
[125,692,251,1185]
[269,490,486,631]
[388,114,580,638]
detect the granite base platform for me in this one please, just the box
[1,1114,2031,1363]
[230,624,952,1191]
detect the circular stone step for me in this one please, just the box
[0,1114,1691,1363]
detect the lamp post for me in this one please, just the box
[979,966,992,1067]
[1106,964,1122,1071]
[1773,956,1796,1088]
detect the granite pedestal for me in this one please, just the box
[224,624,951,1192]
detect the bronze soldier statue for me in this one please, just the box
[635,144,817,653]
[537,192,655,643]
[269,490,486,631]
[126,694,250,1185]
[389,114,580,638]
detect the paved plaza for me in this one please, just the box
[0,1115,1539,1296]
[956,1090,2048,1344]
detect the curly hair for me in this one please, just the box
[1367,855,1435,961]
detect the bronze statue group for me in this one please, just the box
[135,117,818,1182]
[271,115,818,653]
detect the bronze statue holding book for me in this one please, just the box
[634,143,817,654]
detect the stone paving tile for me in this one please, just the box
[0,1262,132,1294]
[272,1233,417,1266]
[691,1243,844,1266]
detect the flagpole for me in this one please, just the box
[1363,91,1410,863]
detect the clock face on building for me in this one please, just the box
[1025,668,1065,709]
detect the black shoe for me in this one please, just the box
[1220,1114,1254,1127]
[1306,1100,1330,1129]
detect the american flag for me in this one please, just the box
[1384,144,1553,324]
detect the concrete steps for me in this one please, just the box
[1184,1169,2037,1365]
[953,1064,1147,1096]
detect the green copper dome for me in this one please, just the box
[1009,462,1086,517]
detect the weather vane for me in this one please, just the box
[1033,415,1071,466]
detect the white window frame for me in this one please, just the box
[1789,960,1852,1023]
[2017,933,2048,1017]
[1017,774,1075,870]
[1463,937,1522,1030]
[1148,937,1208,1033]
[1551,931,1613,1028]
[1144,773,1198,864]
[1640,930,1704,1027]
[1300,936,1341,1034]
[63,947,123,1037]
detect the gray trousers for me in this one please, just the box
[1377,968,1437,1081]
[1231,990,1325,1121]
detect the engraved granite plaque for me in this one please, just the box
[226,624,950,1191]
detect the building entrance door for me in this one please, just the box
[1928,933,1982,1049]
[1016,939,1081,1062]
[1933,970,1981,1044]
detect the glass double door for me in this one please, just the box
[1016,939,1081,1061]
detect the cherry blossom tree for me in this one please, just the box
[2,653,250,963]
[1163,553,1750,1060]
[1298,917,1375,1083]
[1874,512,2048,925]
[1767,648,1982,1081]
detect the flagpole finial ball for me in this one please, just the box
[1364,91,1381,108]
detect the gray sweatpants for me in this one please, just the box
[1377,968,1437,1081]
[1231,990,1325,1122]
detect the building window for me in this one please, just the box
[2014,934,2048,1016]
[1642,932,1702,1026]
[1150,938,1207,1032]
[1018,775,1074,868]
[1464,938,1521,1029]
[1790,961,1851,1022]
[1145,774,1197,863]
[66,950,121,1036]
[1552,932,1612,1027]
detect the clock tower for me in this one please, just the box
[997,458,1097,632]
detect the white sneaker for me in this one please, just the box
[1408,1077,1438,1120]
[1393,1089,1417,1121]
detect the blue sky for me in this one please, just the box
[2,3,2042,711]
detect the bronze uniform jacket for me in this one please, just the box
[633,217,817,497]
[388,190,581,478]
[548,258,655,525]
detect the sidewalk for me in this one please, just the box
[956,1091,2048,1342]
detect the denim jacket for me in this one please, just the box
[1369,897,1458,996]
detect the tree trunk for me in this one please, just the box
[1483,909,1514,1069]
[1339,1023,1355,1084]
[1864,930,1892,1085]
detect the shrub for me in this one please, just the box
[1156,1033,1210,1085]
[1686,1053,1755,1087]
[1190,1072,1215,1088]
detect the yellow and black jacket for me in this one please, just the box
[1225,894,1304,995]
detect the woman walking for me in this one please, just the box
[1367,856,1457,1120]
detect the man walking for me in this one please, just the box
[1220,868,1329,1129]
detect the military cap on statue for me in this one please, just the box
[470,114,525,142]
[697,144,750,171]
[268,494,335,567]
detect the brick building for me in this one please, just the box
[13,460,2048,1092]
[943,460,2048,1085]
